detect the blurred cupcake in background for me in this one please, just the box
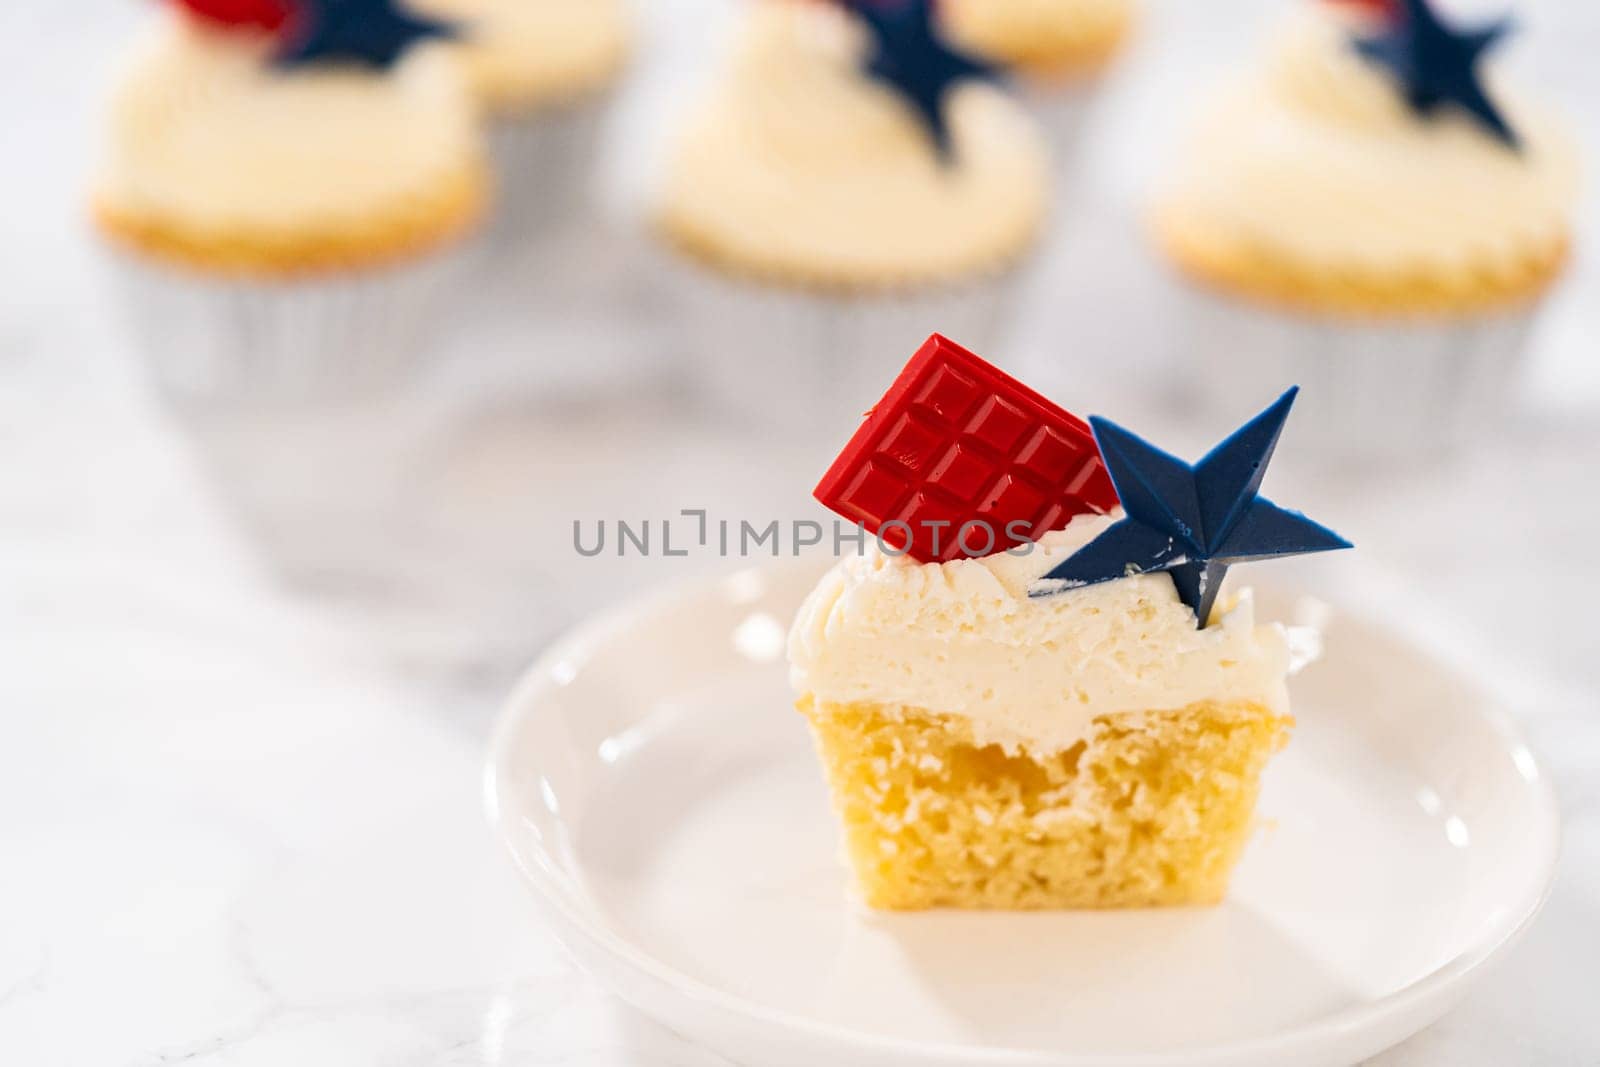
[412,0,631,241]
[1152,0,1579,463]
[657,0,1049,437]
[941,0,1134,165]
[93,0,489,403]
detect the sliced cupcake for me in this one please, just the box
[941,0,1135,163]
[1152,0,1579,461]
[792,334,1350,909]
[657,0,1049,437]
[411,0,631,239]
[94,0,489,401]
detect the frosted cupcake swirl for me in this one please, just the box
[94,15,486,272]
[789,512,1291,756]
[1154,5,1579,313]
[658,0,1049,290]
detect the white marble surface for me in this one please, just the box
[2,1,1599,1065]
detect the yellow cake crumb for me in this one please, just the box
[799,696,1291,910]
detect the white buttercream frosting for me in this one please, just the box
[411,0,630,112]
[96,15,482,239]
[788,512,1291,755]
[1155,5,1578,278]
[658,0,1049,288]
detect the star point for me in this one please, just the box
[836,0,999,155]
[276,0,456,71]
[1352,0,1519,149]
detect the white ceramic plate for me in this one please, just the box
[486,563,1559,1067]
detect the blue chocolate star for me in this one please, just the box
[839,0,999,155]
[1353,0,1518,148]
[277,0,455,71]
[1032,388,1352,628]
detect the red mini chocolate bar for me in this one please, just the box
[814,334,1118,563]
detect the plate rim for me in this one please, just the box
[484,562,1563,1066]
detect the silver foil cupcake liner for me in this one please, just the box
[1175,285,1542,463]
[662,250,1027,444]
[1022,82,1099,169]
[486,92,613,244]
[109,248,470,407]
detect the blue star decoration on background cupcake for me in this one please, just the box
[1032,388,1352,629]
[1353,0,1519,148]
[838,0,999,155]
[277,0,455,70]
